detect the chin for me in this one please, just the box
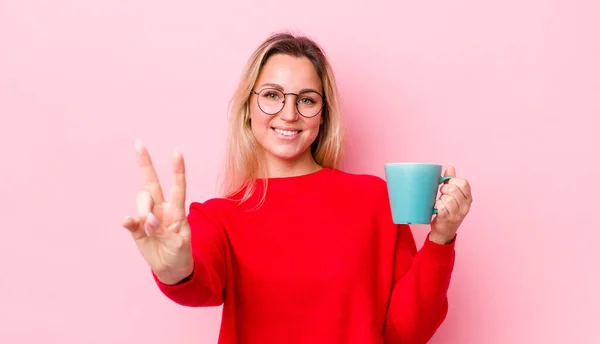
[268,147,306,161]
[264,139,311,160]
[256,130,319,163]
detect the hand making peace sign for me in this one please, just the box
[121,140,194,285]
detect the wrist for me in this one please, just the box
[154,260,194,285]
[428,232,455,245]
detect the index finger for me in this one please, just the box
[135,139,165,204]
[448,178,472,202]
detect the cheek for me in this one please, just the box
[249,109,271,135]
[306,116,323,134]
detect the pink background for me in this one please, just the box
[1,0,598,343]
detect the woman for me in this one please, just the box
[122,32,472,344]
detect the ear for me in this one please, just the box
[246,106,253,127]
[243,111,251,127]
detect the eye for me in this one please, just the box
[263,92,280,100]
[298,97,315,105]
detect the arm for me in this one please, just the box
[152,201,228,307]
[383,225,456,344]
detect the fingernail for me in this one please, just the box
[173,146,181,158]
[135,138,143,151]
[147,212,159,229]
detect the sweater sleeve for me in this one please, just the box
[151,200,228,307]
[383,224,456,344]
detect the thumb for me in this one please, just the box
[444,163,456,178]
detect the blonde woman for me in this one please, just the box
[122,32,472,344]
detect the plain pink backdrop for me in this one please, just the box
[1,0,598,343]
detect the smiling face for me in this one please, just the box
[249,53,324,173]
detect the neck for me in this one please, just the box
[264,151,322,178]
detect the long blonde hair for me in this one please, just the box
[221,32,344,205]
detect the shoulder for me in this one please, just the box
[326,168,390,206]
[189,195,240,211]
[327,169,394,220]
[188,197,238,221]
[328,168,388,193]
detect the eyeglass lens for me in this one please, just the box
[256,88,323,118]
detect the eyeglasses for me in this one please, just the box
[251,88,325,118]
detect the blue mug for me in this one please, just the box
[384,163,452,224]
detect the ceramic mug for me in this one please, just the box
[384,163,452,224]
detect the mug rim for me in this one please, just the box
[384,162,442,167]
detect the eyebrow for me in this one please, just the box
[258,83,322,95]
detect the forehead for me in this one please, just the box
[256,54,322,92]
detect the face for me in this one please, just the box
[249,54,324,167]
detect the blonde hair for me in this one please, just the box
[220,32,344,205]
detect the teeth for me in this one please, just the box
[274,128,299,136]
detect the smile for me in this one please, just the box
[272,127,301,139]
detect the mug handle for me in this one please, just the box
[432,176,453,214]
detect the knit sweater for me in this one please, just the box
[152,167,456,343]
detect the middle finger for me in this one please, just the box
[441,182,468,202]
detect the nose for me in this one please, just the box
[278,94,300,122]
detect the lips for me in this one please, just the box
[273,128,300,136]
[271,127,302,139]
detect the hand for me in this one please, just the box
[429,164,473,245]
[121,139,193,285]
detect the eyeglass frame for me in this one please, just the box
[250,88,326,118]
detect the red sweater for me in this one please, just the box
[152,167,456,344]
